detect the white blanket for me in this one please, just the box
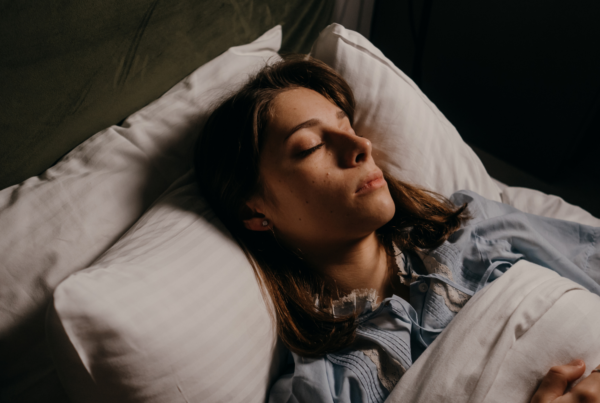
[387,260,600,403]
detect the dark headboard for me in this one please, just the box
[0,0,334,190]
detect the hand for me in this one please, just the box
[531,359,600,403]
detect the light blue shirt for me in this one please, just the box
[269,190,600,403]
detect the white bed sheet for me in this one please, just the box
[387,259,600,403]
[499,185,600,227]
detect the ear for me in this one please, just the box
[240,200,271,232]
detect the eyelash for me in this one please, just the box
[298,143,324,158]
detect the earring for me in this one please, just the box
[262,220,268,227]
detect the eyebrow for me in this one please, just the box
[284,110,348,142]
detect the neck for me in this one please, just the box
[300,232,393,303]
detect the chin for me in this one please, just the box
[379,199,397,226]
[365,191,396,229]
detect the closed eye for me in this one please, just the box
[297,143,324,158]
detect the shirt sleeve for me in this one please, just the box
[450,189,600,293]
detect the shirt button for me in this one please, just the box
[418,283,429,293]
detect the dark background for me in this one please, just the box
[370,0,600,217]
[0,0,332,191]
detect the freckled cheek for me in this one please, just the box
[280,172,345,223]
[314,188,351,220]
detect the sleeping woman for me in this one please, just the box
[193,56,600,403]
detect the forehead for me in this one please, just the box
[272,86,335,110]
[268,87,339,130]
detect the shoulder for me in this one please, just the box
[449,189,491,210]
[449,189,520,223]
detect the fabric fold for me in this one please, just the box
[386,259,600,403]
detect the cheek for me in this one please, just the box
[266,170,395,239]
[270,170,346,221]
[300,173,354,224]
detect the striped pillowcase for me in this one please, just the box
[48,174,284,403]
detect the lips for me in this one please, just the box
[355,170,385,194]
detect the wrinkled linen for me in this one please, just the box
[387,259,600,403]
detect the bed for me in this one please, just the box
[1,1,598,402]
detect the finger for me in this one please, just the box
[531,359,586,403]
[568,363,600,402]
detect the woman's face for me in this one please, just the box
[245,87,395,251]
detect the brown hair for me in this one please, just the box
[194,56,470,357]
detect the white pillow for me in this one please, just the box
[2,25,282,402]
[49,172,284,403]
[310,23,503,202]
[500,186,600,227]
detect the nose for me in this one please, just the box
[333,130,372,168]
